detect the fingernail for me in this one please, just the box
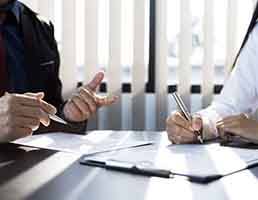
[111,95,119,101]
[216,121,222,125]
[219,125,224,129]
[52,107,57,115]
[192,123,200,131]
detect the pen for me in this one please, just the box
[171,92,203,144]
[49,114,68,125]
[81,158,172,178]
[80,157,220,183]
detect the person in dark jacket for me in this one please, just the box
[0,0,118,142]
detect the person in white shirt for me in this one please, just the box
[166,4,258,144]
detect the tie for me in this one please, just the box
[0,24,7,97]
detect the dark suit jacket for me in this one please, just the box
[20,3,87,134]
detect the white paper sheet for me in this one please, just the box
[12,131,154,156]
[111,142,258,177]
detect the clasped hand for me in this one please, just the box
[166,111,258,144]
[216,114,258,143]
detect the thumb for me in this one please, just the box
[192,115,203,131]
[87,71,105,91]
[25,92,45,100]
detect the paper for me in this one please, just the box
[109,142,258,177]
[12,131,154,155]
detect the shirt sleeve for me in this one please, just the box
[198,23,258,140]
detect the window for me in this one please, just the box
[166,0,254,91]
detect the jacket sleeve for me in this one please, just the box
[35,19,87,135]
[198,23,258,140]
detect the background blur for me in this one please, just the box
[20,0,256,131]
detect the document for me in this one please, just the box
[12,131,154,155]
[107,142,258,179]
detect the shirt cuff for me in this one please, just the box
[197,109,220,141]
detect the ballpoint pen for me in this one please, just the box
[171,92,203,144]
[80,157,219,183]
[49,114,68,125]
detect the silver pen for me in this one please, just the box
[172,92,203,144]
[49,114,68,125]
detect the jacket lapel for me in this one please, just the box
[20,9,43,92]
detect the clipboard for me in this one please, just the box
[80,143,258,184]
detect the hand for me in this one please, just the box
[166,111,203,144]
[0,92,57,142]
[63,71,118,122]
[216,114,258,142]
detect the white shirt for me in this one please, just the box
[199,23,258,140]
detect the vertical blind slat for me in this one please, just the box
[38,0,54,22]
[178,0,192,110]
[19,0,245,130]
[202,0,214,107]
[225,0,238,76]
[61,0,77,98]
[107,0,122,130]
[85,0,99,82]
[132,0,146,130]
[155,0,168,130]
[85,0,99,129]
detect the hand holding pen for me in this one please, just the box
[166,92,204,144]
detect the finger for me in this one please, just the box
[15,116,41,130]
[14,94,55,117]
[79,88,97,113]
[82,86,119,107]
[15,105,50,127]
[66,100,84,119]
[222,128,241,136]
[14,94,41,107]
[168,134,180,144]
[167,131,195,144]
[170,112,193,130]
[167,131,180,144]
[216,114,242,124]
[39,100,57,115]
[71,95,91,118]
[166,123,178,144]
[7,126,33,141]
[166,116,192,135]
[192,115,203,131]
[166,123,196,143]
[217,120,240,130]
[179,135,198,144]
[10,127,33,140]
[218,127,234,141]
[25,92,57,115]
[25,92,45,99]
[96,95,119,106]
[86,71,105,91]
[174,124,196,140]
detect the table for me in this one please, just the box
[1,131,258,200]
